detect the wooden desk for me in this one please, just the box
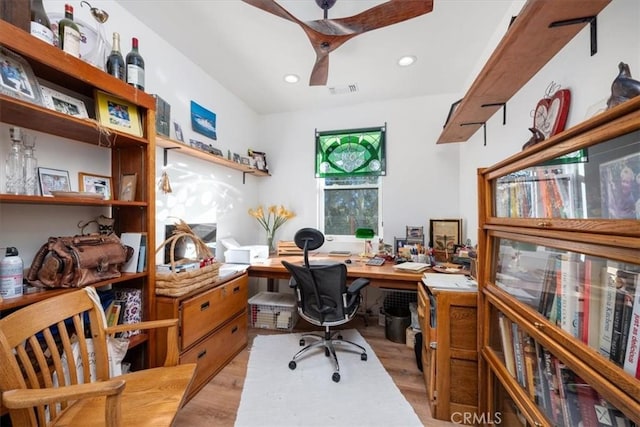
[247,254,423,290]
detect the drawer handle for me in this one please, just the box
[430,341,437,349]
[231,325,238,334]
[233,286,240,294]
[198,349,207,359]
[200,301,210,311]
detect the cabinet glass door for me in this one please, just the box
[493,130,640,220]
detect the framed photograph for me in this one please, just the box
[249,149,268,171]
[173,122,184,142]
[233,153,241,163]
[38,167,71,196]
[240,156,251,166]
[406,225,424,244]
[600,152,640,219]
[0,46,42,106]
[394,237,407,256]
[190,100,217,140]
[429,219,462,252]
[40,84,89,118]
[95,90,143,137]
[120,173,137,201]
[79,172,112,199]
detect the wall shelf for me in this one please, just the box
[437,0,611,144]
[156,136,270,182]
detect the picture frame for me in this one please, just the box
[38,167,71,196]
[249,149,268,171]
[120,173,137,201]
[173,122,184,142]
[406,225,424,244]
[599,151,640,219]
[79,172,112,200]
[233,153,241,163]
[240,156,251,166]
[190,100,217,140]
[394,237,408,256]
[429,219,462,252]
[95,90,143,137]
[0,46,43,106]
[40,84,89,118]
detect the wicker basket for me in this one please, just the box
[155,220,221,297]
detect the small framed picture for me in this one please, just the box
[38,167,71,196]
[173,122,184,142]
[240,157,251,166]
[233,153,241,163]
[0,46,42,106]
[429,219,462,252]
[249,149,268,171]
[95,90,143,137]
[406,225,424,244]
[394,237,407,256]
[120,173,137,201]
[190,100,217,140]
[40,84,89,118]
[79,172,112,199]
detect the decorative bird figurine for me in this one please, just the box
[606,62,640,109]
[522,127,545,150]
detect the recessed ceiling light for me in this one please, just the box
[397,55,417,67]
[284,74,300,83]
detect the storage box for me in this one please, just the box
[225,245,269,264]
[248,291,298,331]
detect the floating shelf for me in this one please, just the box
[437,0,611,144]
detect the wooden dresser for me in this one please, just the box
[417,280,478,424]
[155,272,248,401]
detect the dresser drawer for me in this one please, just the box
[181,274,248,349]
[181,311,248,396]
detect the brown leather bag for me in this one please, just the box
[27,234,130,288]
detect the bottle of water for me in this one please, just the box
[23,134,38,195]
[5,127,25,194]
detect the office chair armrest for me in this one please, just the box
[347,278,370,295]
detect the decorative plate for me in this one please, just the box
[533,88,571,139]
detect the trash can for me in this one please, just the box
[384,305,411,343]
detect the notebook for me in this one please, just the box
[392,262,431,272]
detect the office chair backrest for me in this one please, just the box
[282,261,348,324]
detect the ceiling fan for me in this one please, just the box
[242,0,434,86]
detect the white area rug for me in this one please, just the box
[235,329,422,427]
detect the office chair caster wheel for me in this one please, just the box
[289,361,297,370]
[337,333,343,340]
[332,372,340,383]
[299,339,305,346]
[361,353,367,361]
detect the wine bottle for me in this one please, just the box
[126,37,145,91]
[30,0,54,45]
[58,4,80,57]
[106,32,126,81]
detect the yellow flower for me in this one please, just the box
[248,204,295,239]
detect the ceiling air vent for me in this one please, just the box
[328,84,359,95]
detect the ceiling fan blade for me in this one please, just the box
[333,0,433,33]
[241,0,301,24]
[309,52,329,86]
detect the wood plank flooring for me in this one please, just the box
[173,316,456,426]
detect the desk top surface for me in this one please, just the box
[248,253,424,283]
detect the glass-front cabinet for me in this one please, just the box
[478,97,640,426]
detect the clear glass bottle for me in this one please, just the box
[106,32,125,81]
[58,4,80,57]
[22,134,38,196]
[5,127,25,195]
[30,0,54,45]
[126,37,145,90]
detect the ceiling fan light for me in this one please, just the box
[284,74,300,84]
[397,55,417,67]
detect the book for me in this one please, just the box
[559,254,581,337]
[609,270,636,365]
[575,375,599,427]
[538,254,558,319]
[599,264,620,358]
[556,362,582,427]
[535,342,552,419]
[522,334,537,401]
[120,232,144,274]
[393,262,430,272]
[622,270,640,377]
[136,233,147,273]
[582,258,606,349]
[543,349,563,426]
[498,313,516,380]
[512,322,526,388]
[106,300,122,328]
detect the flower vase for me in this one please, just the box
[266,234,276,255]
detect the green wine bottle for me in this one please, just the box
[58,4,80,57]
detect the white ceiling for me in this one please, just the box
[115,0,516,115]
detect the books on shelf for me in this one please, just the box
[582,258,606,349]
[599,263,619,358]
[622,270,640,378]
[120,232,146,274]
[498,313,517,380]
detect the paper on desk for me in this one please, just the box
[422,273,477,290]
[219,263,250,278]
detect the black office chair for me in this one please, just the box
[282,227,370,382]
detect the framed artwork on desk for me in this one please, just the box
[429,219,462,252]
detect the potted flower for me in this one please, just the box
[248,205,295,254]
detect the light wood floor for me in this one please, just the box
[173,316,456,426]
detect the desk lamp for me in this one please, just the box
[355,227,375,257]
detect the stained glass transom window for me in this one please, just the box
[315,126,386,178]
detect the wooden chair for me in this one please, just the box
[0,287,196,427]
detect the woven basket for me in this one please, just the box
[155,220,221,297]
